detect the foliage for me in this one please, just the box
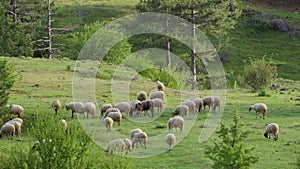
[205,110,259,169]
[257,90,271,97]
[243,57,277,91]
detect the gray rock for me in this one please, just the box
[271,19,290,32]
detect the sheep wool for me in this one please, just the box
[101,104,112,117]
[6,120,22,138]
[9,104,24,118]
[104,139,125,154]
[264,123,279,141]
[212,96,221,112]
[103,117,113,132]
[103,108,120,118]
[191,98,204,112]
[181,100,196,115]
[151,98,164,113]
[129,100,143,117]
[105,111,122,126]
[66,102,85,118]
[10,118,23,125]
[149,91,165,101]
[141,100,154,117]
[168,116,185,133]
[85,102,96,118]
[171,105,189,117]
[123,138,132,154]
[249,103,268,119]
[115,102,131,117]
[202,97,213,111]
[51,99,61,114]
[59,119,68,134]
[0,123,15,139]
[157,80,165,91]
[130,128,143,140]
[136,91,147,102]
[132,132,148,149]
[165,133,176,149]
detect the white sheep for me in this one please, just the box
[191,98,204,112]
[136,91,147,101]
[249,103,268,119]
[130,128,143,140]
[58,119,68,134]
[103,117,113,132]
[104,139,125,154]
[165,133,176,149]
[101,104,113,117]
[51,99,61,114]
[264,123,279,141]
[9,104,24,118]
[6,120,22,140]
[10,118,23,125]
[202,96,213,111]
[181,100,196,115]
[149,91,165,101]
[151,98,164,113]
[114,102,131,117]
[212,96,221,112]
[171,105,189,117]
[132,132,148,149]
[123,138,132,154]
[0,123,15,139]
[65,102,85,118]
[85,102,96,118]
[168,116,184,133]
[157,80,165,91]
[129,100,143,117]
[104,110,122,126]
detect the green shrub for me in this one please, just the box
[257,90,271,97]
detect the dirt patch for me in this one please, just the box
[246,0,300,12]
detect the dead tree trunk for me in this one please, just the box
[165,16,171,66]
[190,8,197,90]
[47,0,52,59]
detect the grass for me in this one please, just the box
[0,56,300,168]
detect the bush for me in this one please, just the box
[243,57,277,91]
[205,110,259,169]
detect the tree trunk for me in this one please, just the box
[47,0,52,59]
[165,15,171,66]
[191,8,197,90]
[12,0,17,23]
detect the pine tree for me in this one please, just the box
[205,110,259,169]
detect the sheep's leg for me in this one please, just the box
[71,111,75,118]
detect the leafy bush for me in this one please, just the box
[205,110,259,169]
[257,90,270,97]
[243,57,277,91]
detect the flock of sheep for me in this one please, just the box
[0,80,279,155]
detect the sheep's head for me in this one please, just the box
[264,133,268,139]
[249,106,254,111]
[171,111,177,117]
[65,105,70,110]
[135,102,143,111]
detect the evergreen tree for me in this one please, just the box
[205,110,259,169]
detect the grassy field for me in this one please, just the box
[0,56,299,168]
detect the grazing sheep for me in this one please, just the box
[9,104,24,118]
[151,98,164,113]
[212,96,221,112]
[0,123,15,139]
[264,123,279,141]
[191,98,204,112]
[165,133,176,149]
[85,102,96,118]
[115,102,131,117]
[6,120,22,139]
[181,100,196,115]
[104,110,122,126]
[168,116,184,133]
[101,104,112,117]
[270,84,280,90]
[149,91,165,101]
[249,103,268,119]
[136,91,147,102]
[130,128,143,140]
[10,118,23,125]
[202,96,213,111]
[171,105,189,117]
[141,100,154,117]
[129,100,143,117]
[104,139,125,154]
[103,117,113,132]
[157,80,165,91]
[123,138,132,154]
[65,102,85,118]
[51,99,61,114]
[132,132,148,149]
[58,119,68,134]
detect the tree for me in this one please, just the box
[205,110,259,169]
[243,57,277,91]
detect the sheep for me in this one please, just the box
[104,110,122,126]
[103,108,120,117]
[157,80,165,91]
[10,118,23,125]
[171,105,189,117]
[0,123,15,139]
[191,98,204,112]
[58,119,68,134]
[165,133,176,149]
[9,104,24,118]
[151,98,164,113]
[168,116,184,133]
[130,128,143,140]
[249,103,268,119]
[104,139,125,154]
[51,99,61,114]
[114,102,131,117]
[212,96,221,112]
[129,100,143,117]
[150,91,165,101]
[101,104,112,118]
[202,96,213,111]
[264,123,279,141]
[141,100,154,117]
[6,120,22,140]
[181,100,196,115]
[132,132,148,149]
[84,102,96,118]
[103,117,113,132]
[65,102,85,118]
[123,138,132,154]
[136,91,147,102]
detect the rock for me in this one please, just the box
[270,19,290,32]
